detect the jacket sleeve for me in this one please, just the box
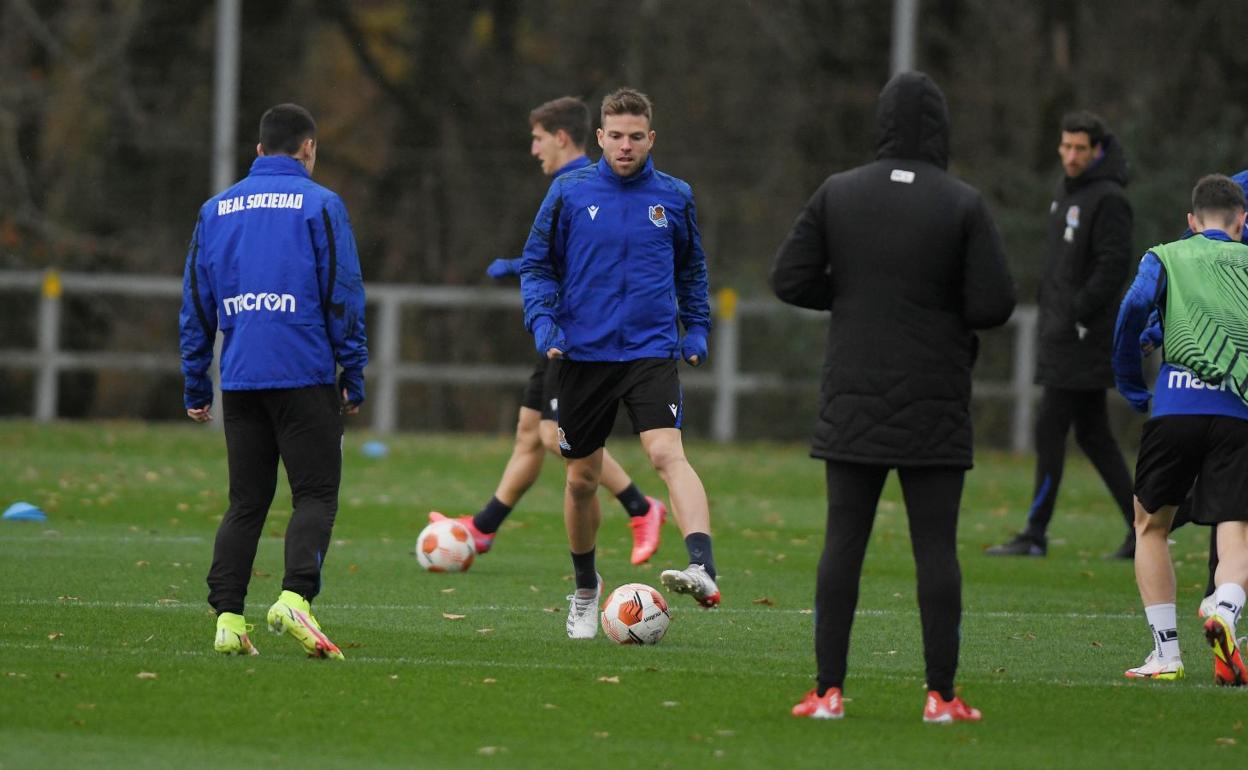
[1112,252,1164,407]
[520,180,564,332]
[673,190,711,335]
[961,195,1017,329]
[316,195,369,376]
[1074,193,1132,322]
[771,187,832,310]
[178,214,216,409]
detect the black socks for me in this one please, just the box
[472,496,512,534]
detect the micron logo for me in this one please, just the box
[222,292,297,316]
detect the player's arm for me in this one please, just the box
[771,184,833,311]
[178,214,216,419]
[673,190,711,366]
[1112,251,1164,412]
[316,195,369,410]
[520,180,566,357]
[1074,194,1133,324]
[960,194,1016,329]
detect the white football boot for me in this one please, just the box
[566,574,603,639]
[1124,651,1184,681]
[660,563,721,608]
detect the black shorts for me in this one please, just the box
[519,355,560,420]
[555,358,683,459]
[1134,414,1248,524]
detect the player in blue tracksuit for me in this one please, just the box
[179,104,367,659]
[521,88,719,638]
[1112,175,1248,682]
[430,96,668,565]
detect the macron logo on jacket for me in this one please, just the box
[222,292,297,316]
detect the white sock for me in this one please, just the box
[1212,583,1246,630]
[1144,603,1181,661]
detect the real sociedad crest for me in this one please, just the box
[648,204,668,228]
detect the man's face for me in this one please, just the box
[597,113,654,177]
[530,125,563,176]
[1058,131,1097,178]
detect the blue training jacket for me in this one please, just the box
[520,156,710,361]
[179,155,368,408]
[1112,229,1248,420]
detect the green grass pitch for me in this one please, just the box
[0,421,1243,769]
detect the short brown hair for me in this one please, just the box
[529,97,590,148]
[1192,174,1245,224]
[601,87,653,126]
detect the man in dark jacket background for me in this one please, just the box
[772,71,1015,722]
[987,111,1136,559]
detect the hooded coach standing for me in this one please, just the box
[772,72,1015,722]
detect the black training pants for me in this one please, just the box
[1026,387,1134,537]
[206,385,343,614]
[815,461,964,696]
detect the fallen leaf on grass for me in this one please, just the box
[542,607,559,613]
[135,672,158,680]
[543,703,558,710]
[476,628,493,635]
[529,585,540,592]
[47,632,63,641]
[482,678,497,684]
[1216,737,1237,746]
[252,569,270,577]
[135,561,149,568]
[477,746,506,756]
[442,613,466,620]
[1090,641,1103,648]
[347,564,359,574]
[54,672,69,679]
[389,675,399,680]
[662,701,679,707]
[798,609,813,615]
[593,732,609,739]
[597,676,620,684]
[440,587,456,594]
[752,597,774,606]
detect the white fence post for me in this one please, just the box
[372,290,402,435]
[711,288,740,443]
[1010,306,1038,454]
[34,269,62,422]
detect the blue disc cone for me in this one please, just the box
[3,502,47,522]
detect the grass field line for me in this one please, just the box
[0,638,1164,689]
[1,596,1143,621]
[0,535,206,544]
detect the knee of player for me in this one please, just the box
[565,464,600,496]
[646,446,687,474]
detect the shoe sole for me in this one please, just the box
[1205,617,1247,686]
[214,634,260,656]
[268,604,345,660]
[795,708,843,720]
[1123,668,1184,681]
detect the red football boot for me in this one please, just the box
[629,496,667,564]
[791,687,844,719]
[922,691,982,723]
[428,511,495,554]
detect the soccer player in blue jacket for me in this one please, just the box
[521,88,720,638]
[180,104,368,659]
[1113,174,1248,684]
[429,96,668,566]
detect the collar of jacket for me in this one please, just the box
[1198,229,1234,243]
[554,155,591,178]
[248,155,311,178]
[596,155,655,185]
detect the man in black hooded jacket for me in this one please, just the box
[772,71,1015,723]
[986,111,1136,560]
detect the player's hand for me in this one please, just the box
[486,258,520,280]
[1075,322,1089,341]
[187,405,213,423]
[341,388,360,416]
[534,320,567,357]
[1117,382,1151,413]
[1140,321,1162,356]
[681,329,708,367]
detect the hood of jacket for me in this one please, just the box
[1065,133,1129,192]
[874,71,949,169]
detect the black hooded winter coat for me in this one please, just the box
[770,72,1016,468]
[1035,136,1132,389]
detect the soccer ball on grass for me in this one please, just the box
[415,519,476,572]
[600,582,671,644]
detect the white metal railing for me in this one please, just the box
[0,269,1038,449]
